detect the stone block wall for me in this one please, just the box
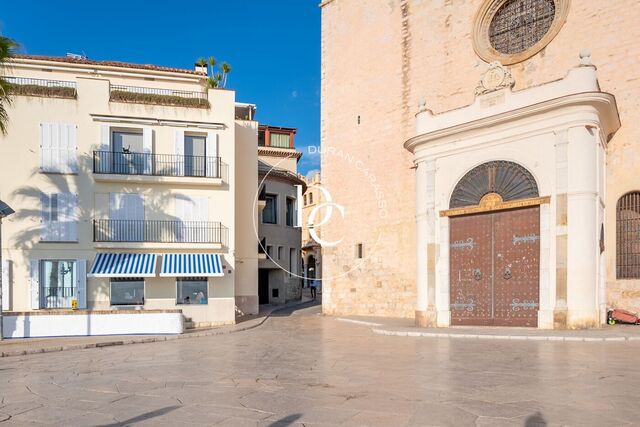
[321,0,640,317]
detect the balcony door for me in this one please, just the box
[184,135,206,177]
[109,193,145,241]
[112,131,145,174]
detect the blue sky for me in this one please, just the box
[1,0,321,175]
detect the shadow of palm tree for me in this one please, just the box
[266,413,303,427]
[97,405,180,427]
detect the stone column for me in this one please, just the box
[566,125,600,328]
[553,129,569,328]
[415,160,436,327]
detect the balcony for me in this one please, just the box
[4,76,77,99]
[93,219,228,249]
[93,151,228,185]
[109,84,209,109]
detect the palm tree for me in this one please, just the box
[196,57,207,67]
[0,36,18,135]
[207,56,216,77]
[220,62,231,88]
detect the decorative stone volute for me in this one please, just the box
[475,61,515,96]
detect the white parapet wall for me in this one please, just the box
[2,310,184,338]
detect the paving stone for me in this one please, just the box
[0,305,638,426]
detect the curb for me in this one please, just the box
[370,327,640,342]
[1,299,317,358]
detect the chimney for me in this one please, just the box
[194,63,207,74]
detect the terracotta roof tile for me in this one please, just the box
[13,54,206,76]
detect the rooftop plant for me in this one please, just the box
[197,55,232,89]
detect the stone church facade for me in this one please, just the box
[320,0,640,328]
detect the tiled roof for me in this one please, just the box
[258,147,303,160]
[12,54,206,76]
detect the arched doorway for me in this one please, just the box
[448,161,541,327]
[306,255,316,287]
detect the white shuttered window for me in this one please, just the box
[41,192,78,242]
[40,123,78,173]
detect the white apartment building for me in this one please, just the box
[0,55,259,337]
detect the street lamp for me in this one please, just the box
[0,199,15,341]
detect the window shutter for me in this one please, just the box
[29,259,40,309]
[1,260,9,311]
[50,122,62,172]
[76,259,87,309]
[206,132,219,177]
[175,129,185,176]
[195,196,209,222]
[40,122,53,171]
[40,193,51,241]
[67,124,78,173]
[175,195,186,221]
[100,125,110,152]
[143,127,153,174]
[61,193,78,242]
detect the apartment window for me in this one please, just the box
[286,197,296,227]
[41,192,78,242]
[304,194,307,206]
[40,260,77,309]
[270,133,290,148]
[309,192,313,204]
[617,192,640,279]
[262,194,278,224]
[356,243,364,259]
[40,122,77,173]
[258,130,266,147]
[278,246,284,260]
[110,278,145,306]
[177,277,208,304]
[266,245,273,257]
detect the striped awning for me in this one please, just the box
[89,253,157,278]
[160,253,224,277]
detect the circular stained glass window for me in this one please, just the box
[489,0,556,54]
[472,0,570,65]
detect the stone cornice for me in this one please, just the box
[404,92,620,154]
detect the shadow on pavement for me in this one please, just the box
[97,405,180,426]
[525,411,547,426]
[266,413,302,426]
[269,299,321,317]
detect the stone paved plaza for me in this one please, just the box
[1,304,639,426]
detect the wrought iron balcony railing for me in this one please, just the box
[109,84,209,108]
[41,286,76,309]
[3,76,77,98]
[93,219,228,245]
[93,151,227,180]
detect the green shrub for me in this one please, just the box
[9,84,76,99]
[110,90,210,109]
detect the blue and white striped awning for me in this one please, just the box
[160,253,224,277]
[89,253,157,278]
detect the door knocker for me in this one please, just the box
[473,269,482,281]
[504,267,512,280]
